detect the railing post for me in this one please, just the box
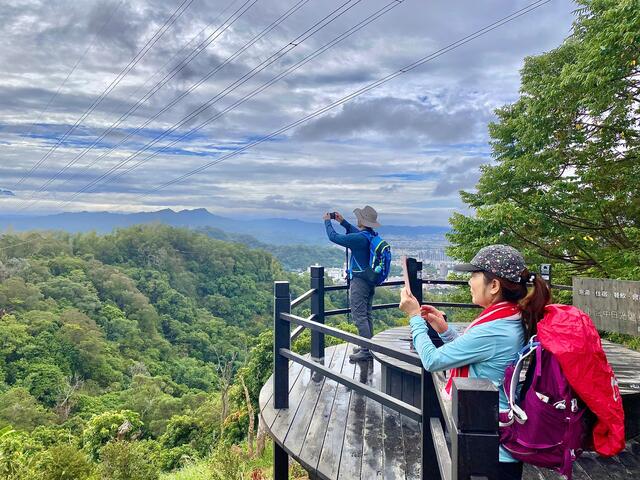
[273,281,290,480]
[310,266,325,365]
[421,369,442,479]
[274,281,291,409]
[451,378,499,480]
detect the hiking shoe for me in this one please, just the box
[349,350,373,363]
[352,346,362,354]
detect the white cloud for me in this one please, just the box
[0,0,577,225]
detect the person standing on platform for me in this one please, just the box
[323,206,382,362]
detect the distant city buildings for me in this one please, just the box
[312,233,458,285]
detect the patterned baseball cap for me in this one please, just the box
[453,244,526,283]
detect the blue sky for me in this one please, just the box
[0,0,576,225]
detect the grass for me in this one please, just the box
[162,439,309,480]
[599,331,640,351]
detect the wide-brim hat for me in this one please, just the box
[353,205,381,228]
[453,244,526,283]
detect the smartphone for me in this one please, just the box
[401,255,411,293]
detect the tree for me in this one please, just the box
[82,410,143,460]
[19,363,66,408]
[37,444,94,480]
[448,0,640,281]
[0,388,55,431]
[98,440,159,480]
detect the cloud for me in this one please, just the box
[0,189,16,197]
[293,96,492,144]
[0,0,577,224]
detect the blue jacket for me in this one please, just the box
[410,314,525,462]
[324,219,375,277]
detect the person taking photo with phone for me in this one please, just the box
[323,206,383,363]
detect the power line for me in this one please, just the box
[50,0,366,206]
[105,0,404,189]
[12,0,126,190]
[138,0,552,198]
[50,0,297,196]
[17,0,198,202]
[28,0,259,200]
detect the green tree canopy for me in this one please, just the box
[448,0,640,281]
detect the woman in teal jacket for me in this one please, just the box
[399,244,551,480]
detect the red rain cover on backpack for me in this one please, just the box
[536,304,625,456]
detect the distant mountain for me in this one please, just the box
[0,208,449,245]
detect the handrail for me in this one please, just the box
[270,261,504,480]
[280,312,422,367]
[280,348,422,421]
[291,288,316,309]
[290,324,306,342]
[323,278,571,293]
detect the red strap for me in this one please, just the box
[444,302,520,395]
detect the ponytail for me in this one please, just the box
[519,271,551,341]
[482,269,552,341]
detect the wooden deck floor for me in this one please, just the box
[259,342,640,480]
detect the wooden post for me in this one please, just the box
[274,281,290,408]
[451,378,499,480]
[274,441,289,480]
[273,281,290,480]
[421,368,442,480]
[310,266,325,365]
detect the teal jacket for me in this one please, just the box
[410,315,525,462]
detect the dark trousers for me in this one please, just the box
[497,462,523,480]
[349,277,375,346]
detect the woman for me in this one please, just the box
[399,244,551,480]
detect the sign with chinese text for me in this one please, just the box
[573,277,640,335]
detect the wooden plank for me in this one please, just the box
[260,359,305,429]
[284,345,339,458]
[574,453,612,479]
[337,389,366,479]
[432,371,454,434]
[389,366,403,399]
[521,466,547,480]
[317,343,358,479]
[382,405,407,479]
[401,415,422,480]
[270,360,313,441]
[429,417,451,480]
[361,358,384,480]
[299,343,349,472]
[402,370,415,408]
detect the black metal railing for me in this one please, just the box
[270,260,571,480]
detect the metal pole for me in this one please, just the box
[310,266,325,365]
[274,281,290,408]
[273,281,291,480]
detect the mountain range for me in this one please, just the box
[0,208,449,245]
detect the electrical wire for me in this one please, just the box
[51,0,302,195]
[139,0,552,198]
[35,0,259,197]
[12,0,125,190]
[49,0,366,206]
[17,0,198,202]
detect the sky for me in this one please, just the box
[0,0,577,226]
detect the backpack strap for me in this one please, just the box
[506,337,540,423]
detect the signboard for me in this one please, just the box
[573,277,640,335]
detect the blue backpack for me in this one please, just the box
[351,231,392,285]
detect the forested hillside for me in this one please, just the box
[0,225,405,479]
